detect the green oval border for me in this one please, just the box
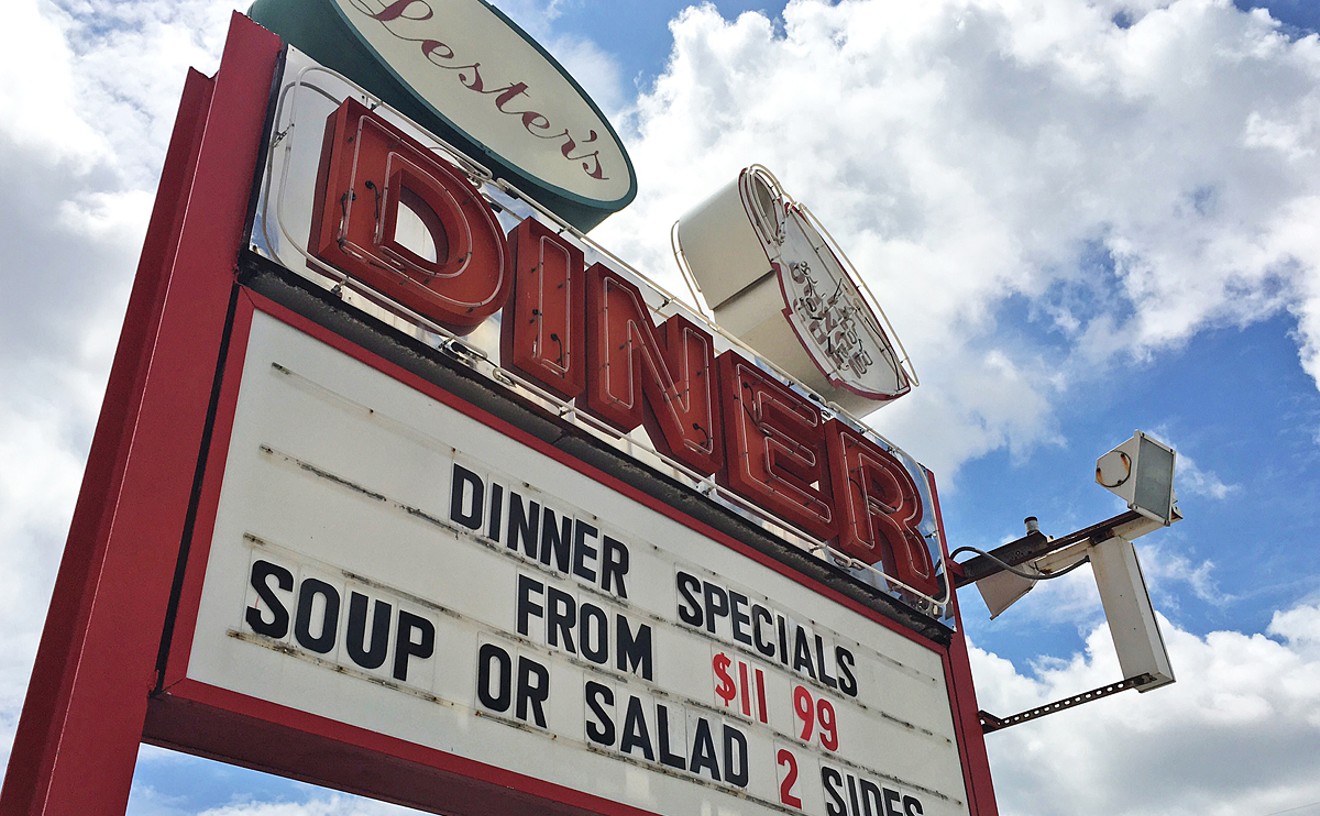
[250,0,638,230]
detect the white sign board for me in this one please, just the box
[184,307,972,815]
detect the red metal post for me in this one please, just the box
[0,15,280,815]
[928,473,1001,816]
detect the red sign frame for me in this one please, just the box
[0,15,279,815]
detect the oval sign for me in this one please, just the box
[250,0,637,230]
[674,167,917,416]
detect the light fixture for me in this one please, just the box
[1096,431,1177,526]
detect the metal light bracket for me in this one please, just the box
[978,674,1155,733]
[950,511,1181,733]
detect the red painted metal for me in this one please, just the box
[156,291,257,692]
[500,217,588,400]
[929,474,1001,816]
[0,14,280,815]
[716,351,838,541]
[584,263,723,475]
[827,420,940,597]
[149,678,663,816]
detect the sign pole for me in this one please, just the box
[0,16,279,814]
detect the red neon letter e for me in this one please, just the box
[717,352,835,541]
[826,420,937,597]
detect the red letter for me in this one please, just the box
[717,352,836,541]
[368,0,434,22]
[826,420,937,597]
[309,98,510,334]
[500,218,585,399]
[583,266,722,476]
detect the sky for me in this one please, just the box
[2,0,1320,815]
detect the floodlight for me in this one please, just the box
[961,436,1183,730]
[1096,431,1177,526]
[972,531,1176,730]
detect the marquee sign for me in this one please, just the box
[0,13,998,816]
[166,303,973,814]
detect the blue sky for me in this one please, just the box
[4,1,1320,815]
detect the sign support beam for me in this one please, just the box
[0,16,279,814]
[951,510,1152,587]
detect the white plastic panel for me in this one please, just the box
[185,309,974,815]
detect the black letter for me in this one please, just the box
[619,695,654,760]
[702,582,729,634]
[246,560,292,638]
[546,585,577,652]
[656,704,686,770]
[294,578,339,654]
[515,656,550,728]
[584,681,615,745]
[572,520,599,584]
[507,491,540,558]
[450,464,484,529]
[822,766,846,816]
[676,571,703,627]
[477,642,512,713]
[751,604,776,658]
[837,647,859,698]
[723,724,749,788]
[393,610,435,682]
[882,786,902,816]
[539,506,572,573]
[689,718,720,781]
[346,591,391,670]
[579,602,608,664]
[792,626,818,680]
[515,573,544,637]
[816,634,839,690]
[729,591,753,646]
[616,618,654,680]
[601,535,630,599]
[486,481,504,541]
[860,779,884,816]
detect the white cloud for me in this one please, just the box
[196,797,420,816]
[1140,541,1237,606]
[0,0,240,778]
[971,602,1320,816]
[126,787,426,816]
[590,0,1320,485]
[1132,428,1237,501]
[51,0,240,189]
[2,1,1319,814]
[1175,450,1238,501]
[0,0,108,167]
[473,0,629,117]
